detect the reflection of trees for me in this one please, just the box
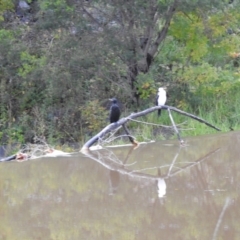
[1,133,240,239]
[81,143,236,240]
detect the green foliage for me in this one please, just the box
[176,62,240,111]
[0,28,13,41]
[18,51,40,78]
[80,100,108,134]
[37,0,74,29]
[1,0,240,144]
[39,0,73,11]
[170,12,209,62]
[5,127,25,143]
[0,0,14,21]
[136,73,156,100]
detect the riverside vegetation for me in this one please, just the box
[0,0,240,146]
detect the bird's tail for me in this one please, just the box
[158,109,161,117]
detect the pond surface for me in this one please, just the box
[0,131,240,239]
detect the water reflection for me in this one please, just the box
[157,169,166,199]
[83,142,220,204]
[0,131,240,239]
[109,170,120,195]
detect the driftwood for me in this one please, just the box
[0,153,29,162]
[81,105,221,150]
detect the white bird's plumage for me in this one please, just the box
[157,88,167,105]
[156,87,167,116]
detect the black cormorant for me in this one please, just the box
[155,87,167,117]
[109,98,121,123]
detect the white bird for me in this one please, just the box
[155,87,167,117]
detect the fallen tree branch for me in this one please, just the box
[80,105,221,151]
[122,124,136,145]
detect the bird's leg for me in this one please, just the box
[167,108,184,144]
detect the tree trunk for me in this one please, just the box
[127,0,178,105]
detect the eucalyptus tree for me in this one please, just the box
[0,0,237,144]
[35,0,234,105]
[70,0,233,106]
[76,0,178,106]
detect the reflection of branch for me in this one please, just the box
[129,146,215,177]
[167,148,220,178]
[81,145,220,184]
[122,145,135,165]
[167,147,182,176]
[81,146,159,181]
[212,197,231,240]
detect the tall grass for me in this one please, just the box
[127,89,240,142]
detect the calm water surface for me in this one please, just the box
[0,131,240,240]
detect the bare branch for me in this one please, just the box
[167,108,184,144]
[80,105,220,150]
[149,0,178,57]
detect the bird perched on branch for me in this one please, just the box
[156,87,167,117]
[109,98,121,123]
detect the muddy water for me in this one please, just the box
[0,131,240,239]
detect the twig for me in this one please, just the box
[168,108,184,144]
[129,118,187,128]
[97,126,122,144]
[130,117,194,131]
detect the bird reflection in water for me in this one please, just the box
[156,168,167,203]
[108,170,120,195]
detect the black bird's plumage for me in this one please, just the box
[109,98,121,123]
